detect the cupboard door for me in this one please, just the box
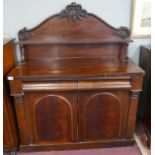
[22,82,77,145]
[79,91,129,141]
[78,87,130,142]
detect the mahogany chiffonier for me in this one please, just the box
[3,38,18,155]
[7,3,144,152]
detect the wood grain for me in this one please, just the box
[7,2,144,151]
[3,39,18,153]
[8,58,144,81]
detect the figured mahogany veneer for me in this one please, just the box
[8,2,144,151]
[3,39,18,154]
[8,58,143,81]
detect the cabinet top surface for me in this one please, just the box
[8,57,144,81]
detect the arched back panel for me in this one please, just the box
[18,2,131,61]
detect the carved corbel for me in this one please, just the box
[130,91,139,99]
[14,95,24,103]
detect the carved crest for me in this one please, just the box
[18,27,34,41]
[60,2,87,22]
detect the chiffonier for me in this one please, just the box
[7,2,144,151]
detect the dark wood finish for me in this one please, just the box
[3,39,18,154]
[138,45,151,134]
[17,3,131,62]
[3,39,16,75]
[78,90,130,142]
[17,38,132,44]
[24,91,77,144]
[8,58,144,81]
[7,2,144,151]
[19,139,135,151]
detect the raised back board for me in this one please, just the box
[18,2,131,61]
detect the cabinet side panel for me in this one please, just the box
[3,40,15,75]
[126,75,143,138]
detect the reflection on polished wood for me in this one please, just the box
[7,2,144,152]
[8,58,144,81]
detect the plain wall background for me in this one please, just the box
[3,0,151,63]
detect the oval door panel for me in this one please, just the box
[84,93,122,140]
[34,95,73,143]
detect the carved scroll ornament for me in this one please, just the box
[60,2,87,22]
[117,27,130,39]
[18,27,34,41]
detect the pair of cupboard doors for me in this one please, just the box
[15,79,133,147]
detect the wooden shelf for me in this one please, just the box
[16,38,132,45]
